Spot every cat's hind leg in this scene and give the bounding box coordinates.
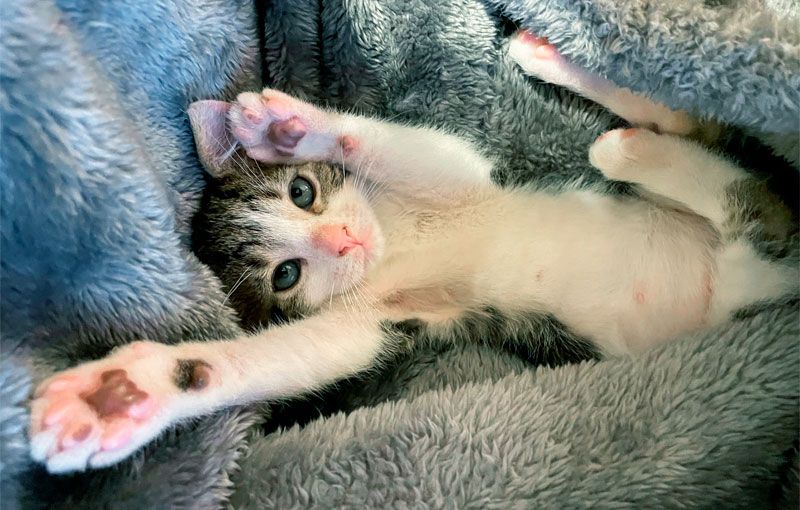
[589,127,750,230]
[589,127,795,243]
[509,30,697,136]
[589,127,797,319]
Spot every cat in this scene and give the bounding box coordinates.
[29,31,796,473]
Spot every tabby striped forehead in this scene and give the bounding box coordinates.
[194,160,346,328]
[218,161,344,209]
[221,161,346,250]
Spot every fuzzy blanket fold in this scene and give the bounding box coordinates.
[1,0,797,508]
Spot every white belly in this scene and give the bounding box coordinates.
[369,188,718,355]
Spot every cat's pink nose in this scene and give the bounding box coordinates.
[311,224,362,257]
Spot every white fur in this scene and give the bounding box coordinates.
[29,34,796,473]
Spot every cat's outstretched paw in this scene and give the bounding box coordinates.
[29,341,182,473]
[589,128,671,182]
[229,89,350,163]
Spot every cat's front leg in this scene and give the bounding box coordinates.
[29,341,191,473]
[29,308,389,473]
[191,89,495,198]
[227,89,346,164]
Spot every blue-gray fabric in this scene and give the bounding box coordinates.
[1,0,797,508]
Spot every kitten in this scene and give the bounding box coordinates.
[29,31,796,473]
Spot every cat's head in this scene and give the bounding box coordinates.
[189,101,384,328]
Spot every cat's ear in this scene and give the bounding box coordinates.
[188,100,237,178]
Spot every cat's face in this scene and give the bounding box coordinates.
[194,160,384,327]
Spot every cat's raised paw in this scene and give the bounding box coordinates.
[229,89,339,163]
[29,341,176,473]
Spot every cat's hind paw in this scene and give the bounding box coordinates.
[510,30,697,136]
[509,30,605,93]
[589,128,669,182]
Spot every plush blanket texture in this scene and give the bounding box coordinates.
[1,0,798,508]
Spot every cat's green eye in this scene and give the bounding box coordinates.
[273,259,301,291]
[290,177,314,209]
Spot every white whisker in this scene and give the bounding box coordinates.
[222,268,253,307]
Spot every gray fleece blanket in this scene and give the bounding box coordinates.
[1,0,798,508]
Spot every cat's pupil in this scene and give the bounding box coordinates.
[273,259,301,291]
[290,177,314,209]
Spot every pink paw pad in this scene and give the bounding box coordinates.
[535,45,557,59]
[227,88,344,164]
[81,369,150,419]
[267,117,307,156]
[242,108,263,123]
[60,422,94,450]
[37,368,156,456]
[259,93,295,118]
[42,399,82,427]
[35,374,82,397]
[516,30,557,58]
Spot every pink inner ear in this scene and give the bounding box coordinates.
[187,100,236,176]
